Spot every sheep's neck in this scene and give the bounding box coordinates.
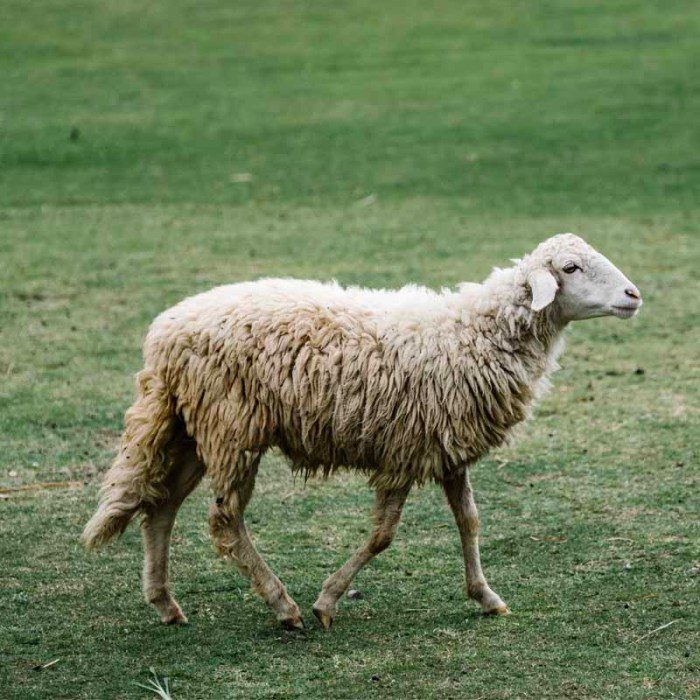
[509,300,563,363]
[460,297,567,395]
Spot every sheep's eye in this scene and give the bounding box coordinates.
[562,263,581,274]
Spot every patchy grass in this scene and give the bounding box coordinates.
[0,1,698,698]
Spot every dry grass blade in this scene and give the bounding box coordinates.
[633,620,680,644]
[0,481,84,498]
[134,667,173,699]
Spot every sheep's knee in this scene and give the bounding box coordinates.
[208,503,245,564]
[465,510,480,535]
[368,530,395,555]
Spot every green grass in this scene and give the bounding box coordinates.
[0,1,698,698]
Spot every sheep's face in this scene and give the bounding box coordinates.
[528,234,642,321]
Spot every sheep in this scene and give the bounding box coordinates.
[82,233,642,630]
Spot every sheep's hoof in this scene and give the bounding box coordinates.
[483,605,510,617]
[312,606,334,630]
[162,610,189,625]
[280,615,305,631]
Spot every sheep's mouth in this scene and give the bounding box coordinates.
[611,305,640,319]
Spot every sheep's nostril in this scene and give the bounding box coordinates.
[624,286,641,301]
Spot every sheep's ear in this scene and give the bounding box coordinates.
[528,268,558,311]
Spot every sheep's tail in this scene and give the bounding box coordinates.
[82,369,178,550]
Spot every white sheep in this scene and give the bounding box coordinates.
[83,233,642,629]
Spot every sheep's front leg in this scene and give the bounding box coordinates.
[313,484,411,629]
[442,470,509,616]
[209,457,303,630]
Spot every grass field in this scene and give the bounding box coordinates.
[1,1,698,697]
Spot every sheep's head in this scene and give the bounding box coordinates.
[524,234,642,321]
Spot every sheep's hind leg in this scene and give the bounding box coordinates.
[313,484,411,630]
[442,469,509,616]
[142,437,205,624]
[209,455,303,630]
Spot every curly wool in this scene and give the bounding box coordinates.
[122,240,577,501]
